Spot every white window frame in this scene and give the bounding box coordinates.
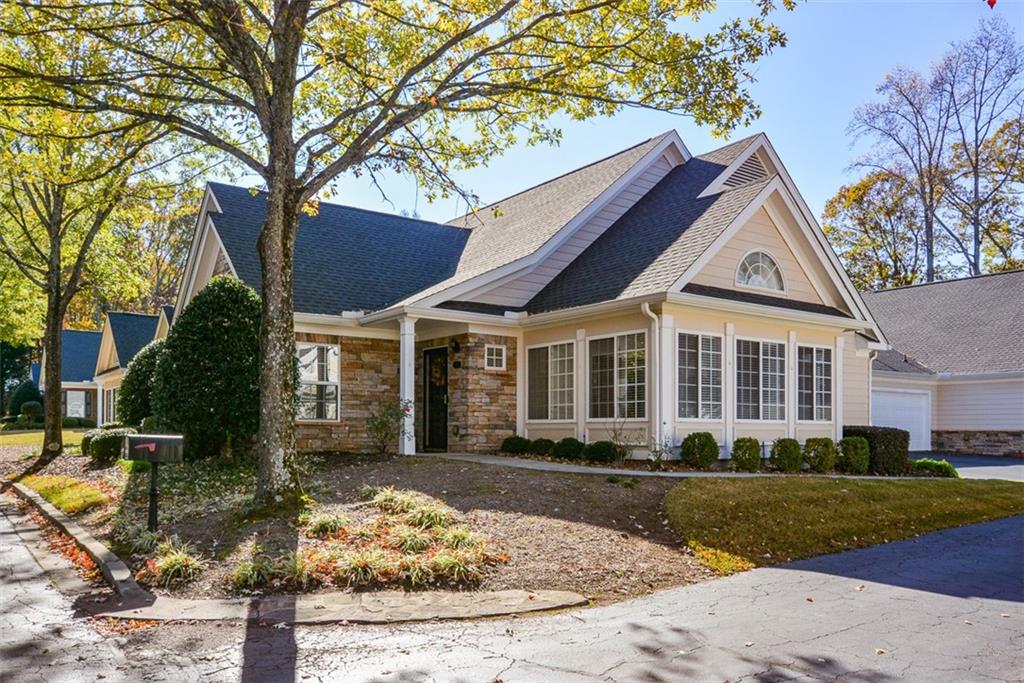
[296,341,341,422]
[735,336,787,423]
[797,344,833,423]
[735,249,787,294]
[586,330,647,421]
[526,340,575,423]
[676,330,723,421]
[484,344,507,371]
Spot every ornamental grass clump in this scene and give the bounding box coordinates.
[403,501,453,529]
[439,526,482,550]
[429,548,485,584]
[389,524,432,553]
[276,549,322,590]
[151,538,206,587]
[302,511,349,538]
[333,548,397,587]
[370,486,422,514]
[230,545,274,591]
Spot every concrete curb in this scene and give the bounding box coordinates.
[10,482,588,624]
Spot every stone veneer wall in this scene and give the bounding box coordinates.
[416,333,517,453]
[294,332,400,453]
[931,430,1024,457]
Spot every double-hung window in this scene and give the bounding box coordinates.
[736,339,786,421]
[527,342,575,420]
[589,332,646,419]
[677,333,722,419]
[798,346,832,421]
[296,342,340,420]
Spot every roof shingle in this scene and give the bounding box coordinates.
[58,330,101,382]
[107,312,159,369]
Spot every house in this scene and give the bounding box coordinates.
[93,310,166,424]
[176,131,890,457]
[38,329,102,421]
[864,271,1024,456]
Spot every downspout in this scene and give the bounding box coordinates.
[641,302,660,454]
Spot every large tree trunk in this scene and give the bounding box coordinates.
[42,290,64,455]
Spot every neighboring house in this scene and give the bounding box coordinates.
[93,311,164,424]
[38,329,102,421]
[177,131,889,457]
[864,271,1024,456]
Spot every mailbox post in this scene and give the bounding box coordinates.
[122,434,184,532]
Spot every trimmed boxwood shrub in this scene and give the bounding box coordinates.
[80,428,103,457]
[101,421,125,430]
[770,438,802,473]
[552,437,585,460]
[140,415,173,434]
[583,440,620,464]
[802,437,837,473]
[528,438,555,455]
[61,416,80,428]
[117,339,165,427]
[837,436,870,474]
[79,418,97,429]
[680,432,718,469]
[911,457,959,478]
[89,427,136,468]
[500,435,530,454]
[8,380,42,417]
[152,276,261,461]
[843,426,910,476]
[19,400,42,421]
[730,437,762,472]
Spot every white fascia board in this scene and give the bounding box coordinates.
[60,381,97,389]
[176,185,220,315]
[696,134,768,199]
[359,305,520,328]
[519,293,666,328]
[295,312,399,340]
[410,133,691,309]
[936,371,1024,382]
[665,290,875,331]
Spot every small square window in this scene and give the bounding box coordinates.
[485,344,507,371]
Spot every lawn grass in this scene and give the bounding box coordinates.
[22,474,110,515]
[664,477,1024,575]
[0,430,85,447]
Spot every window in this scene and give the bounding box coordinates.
[589,333,646,419]
[484,344,506,370]
[737,252,784,291]
[736,339,785,420]
[296,343,340,420]
[798,346,832,421]
[527,342,574,420]
[678,333,722,419]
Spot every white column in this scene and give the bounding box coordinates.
[95,381,104,425]
[834,334,845,442]
[575,328,586,442]
[659,314,676,451]
[399,316,417,455]
[515,330,526,437]
[787,330,797,438]
[724,322,735,454]
[648,315,660,451]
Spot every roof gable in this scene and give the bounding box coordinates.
[106,312,159,370]
[58,330,101,383]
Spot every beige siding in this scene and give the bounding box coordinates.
[842,332,871,426]
[935,378,1024,431]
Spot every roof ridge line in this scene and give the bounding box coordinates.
[869,268,1024,294]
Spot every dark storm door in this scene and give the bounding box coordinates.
[424,347,449,451]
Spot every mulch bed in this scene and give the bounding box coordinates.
[5,451,714,604]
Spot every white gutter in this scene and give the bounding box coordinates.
[641,302,660,452]
[359,305,520,327]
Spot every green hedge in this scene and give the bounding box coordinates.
[583,440,620,463]
[117,339,165,427]
[770,438,802,473]
[61,416,80,428]
[680,432,718,469]
[500,435,530,454]
[552,437,585,460]
[152,276,261,460]
[730,437,762,472]
[843,426,910,476]
[837,437,870,474]
[89,427,136,468]
[8,380,42,417]
[802,437,837,473]
[911,458,959,478]
[528,438,555,455]
[19,400,42,421]
[81,428,102,457]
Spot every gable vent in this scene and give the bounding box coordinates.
[722,154,768,189]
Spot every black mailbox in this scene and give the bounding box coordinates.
[122,434,184,464]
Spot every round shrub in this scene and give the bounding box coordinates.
[80,428,103,457]
[802,437,837,473]
[528,438,555,456]
[89,427,136,468]
[79,418,97,429]
[552,437,585,460]
[836,436,870,474]
[769,438,802,473]
[583,440,621,463]
[8,380,42,417]
[152,276,260,461]
[117,339,165,427]
[730,437,762,472]
[843,426,910,476]
[61,416,81,428]
[911,457,959,478]
[19,400,42,421]
[680,432,719,469]
[500,435,530,454]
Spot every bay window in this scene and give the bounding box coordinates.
[527,342,575,420]
[297,342,340,420]
[678,333,722,419]
[589,332,646,419]
[736,339,785,421]
[798,346,832,421]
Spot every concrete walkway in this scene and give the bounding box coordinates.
[940,455,1024,481]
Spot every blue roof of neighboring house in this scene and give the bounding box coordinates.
[207,182,472,314]
[30,362,40,385]
[107,312,159,370]
[59,330,102,382]
[161,305,174,325]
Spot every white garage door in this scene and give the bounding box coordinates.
[871,389,931,451]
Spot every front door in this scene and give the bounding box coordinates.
[423,347,448,451]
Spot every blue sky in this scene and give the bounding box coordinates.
[223,1,1023,224]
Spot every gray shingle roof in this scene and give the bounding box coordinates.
[58,330,101,382]
[863,270,1024,374]
[525,148,771,313]
[208,182,470,314]
[107,312,159,370]
[873,349,933,375]
[161,305,175,325]
[682,283,850,318]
